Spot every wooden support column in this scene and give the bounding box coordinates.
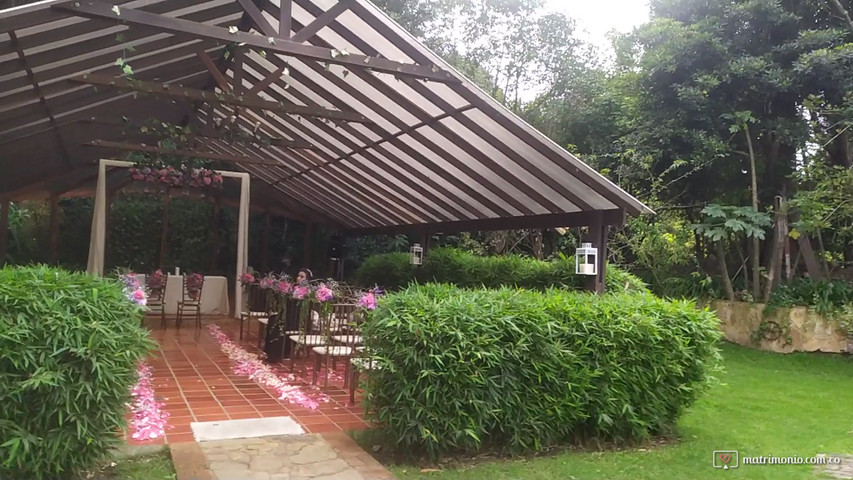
[0,198,9,266]
[48,194,59,264]
[302,222,313,269]
[584,213,608,294]
[421,227,431,256]
[262,211,271,272]
[158,192,171,270]
[104,190,115,269]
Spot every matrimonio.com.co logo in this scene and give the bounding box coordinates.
[713,451,739,469]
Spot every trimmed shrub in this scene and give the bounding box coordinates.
[355,248,649,294]
[0,265,156,480]
[354,252,416,290]
[362,284,722,457]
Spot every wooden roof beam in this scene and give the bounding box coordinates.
[345,209,628,236]
[54,1,459,83]
[78,117,318,150]
[70,73,370,123]
[83,139,286,167]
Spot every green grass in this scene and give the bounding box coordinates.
[79,450,176,480]
[388,342,853,480]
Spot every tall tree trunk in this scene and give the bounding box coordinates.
[717,242,736,301]
[744,123,761,299]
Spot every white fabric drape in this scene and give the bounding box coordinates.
[87,160,250,318]
[234,173,250,318]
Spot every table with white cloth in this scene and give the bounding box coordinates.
[135,274,230,315]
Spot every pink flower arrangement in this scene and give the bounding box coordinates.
[121,273,148,306]
[207,325,327,409]
[186,273,204,300]
[292,285,310,300]
[129,362,169,440]
[259,276,275,290]
[240,272,256,286]
[357,291,377,310]
[273,280,292,294]
[315,284,334,303]
[146,269,166,290]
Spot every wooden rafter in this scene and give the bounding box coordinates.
[272,104,476,185]
[291,0,354,43]
[53,1,458,83]
[78,117,318,150]
[196,51,232,92]
[8,31,71,167]
[236,0,277,37]
[70,73,369,123]
[84,139,285,167]
[280,0,293,38]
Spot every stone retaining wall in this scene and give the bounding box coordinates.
[709,300,850,354]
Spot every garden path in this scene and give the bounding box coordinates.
[195,432,395,480]
[132,315,365,445]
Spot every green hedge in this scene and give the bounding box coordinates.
[0,266,156,480]
[355,248,649,293]
[361,284,722,457]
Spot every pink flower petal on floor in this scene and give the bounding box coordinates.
[206,324,328,410]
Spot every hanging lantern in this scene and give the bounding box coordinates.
[410,243,424,266]
[575,242,598,276]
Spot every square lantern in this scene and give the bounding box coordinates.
[410,243,424,266]
[576,242,598,276]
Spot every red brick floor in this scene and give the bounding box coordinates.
[127,315,367,445]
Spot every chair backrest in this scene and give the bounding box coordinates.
[319,303,359,342]
[146,273,167,304]
[182,274,205,301]
[246,284,272,313]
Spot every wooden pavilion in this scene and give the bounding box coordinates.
[0,0,653,292]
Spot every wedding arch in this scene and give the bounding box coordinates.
[86,159,250,318]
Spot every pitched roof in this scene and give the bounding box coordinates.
[0,0,652,233]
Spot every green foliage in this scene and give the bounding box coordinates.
[765,278,853,316]
[355,252,416,290]
[354,248,649,294]
[361,284,723,457]
[0,265,156,480]
[692,204,772,242]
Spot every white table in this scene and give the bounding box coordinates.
[135,274,230,315]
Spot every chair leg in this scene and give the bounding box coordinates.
[239,318,244,340]
[160,308,166,329]
[349,367,359,406]
[313,354,321,385]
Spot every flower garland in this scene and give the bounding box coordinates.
[128,362,169,440]
[129,165,223,189]
[207,324,328,410]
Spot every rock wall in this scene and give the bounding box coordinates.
[710,300,850,354]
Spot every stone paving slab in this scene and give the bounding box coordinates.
[816,454,853,479]
[198,433,396,480]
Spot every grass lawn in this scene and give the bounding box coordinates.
[387,342,852,480]
[79,450,176,480]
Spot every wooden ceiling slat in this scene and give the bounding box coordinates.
[209,70,453,224]
[205,141,367,227]
[72,73,370,123]
[238,63,466,224]
[348,0,650,216]
[292,0,574,214]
